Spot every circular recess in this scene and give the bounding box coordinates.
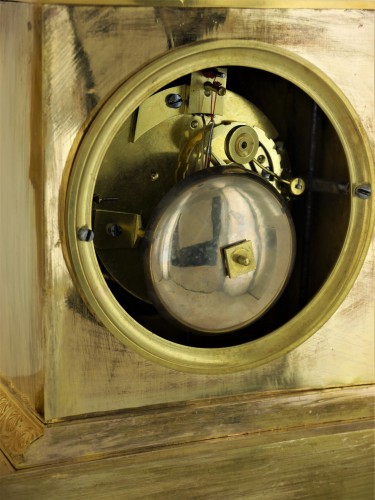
[64,40,374,373]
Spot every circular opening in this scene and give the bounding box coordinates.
[65,41,374,373]
[89,66,350,347]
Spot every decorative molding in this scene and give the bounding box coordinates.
[0,382,373,471]
[0,379,44,465]
[6,0,375,10]
[22,384,375,469]
[1,420,374,497]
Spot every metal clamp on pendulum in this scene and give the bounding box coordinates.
[203,81,227,97]
[203,78,226,168]
[252,157,306,196]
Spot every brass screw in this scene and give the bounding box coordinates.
[235,255,250,266]
[106,224,122,238]
[77,226,94,242]
[355,184,371,199]
[295,179,303,190]
[150,171,159,181]
[204,81,226,96]
[290,177,306,196]
[165,94,183,109]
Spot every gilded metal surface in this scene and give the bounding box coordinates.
[189,69,227,115]
[220,125,284,192]
[290,177,306,195]
[64,40,374,373]
[8,0,375,9]
[224,240,256,279]
[0,378,44,463]
[38,7,375,418]
[93,210,144,249]
[134,85,187,141]
[2,1,373,419]
[225,125,259,164]
[0,1,44,412]
[143,167,295,333]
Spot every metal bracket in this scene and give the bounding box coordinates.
[223,240,256,279]
[93,210,144,250]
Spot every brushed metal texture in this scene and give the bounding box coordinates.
[1,3,373,420]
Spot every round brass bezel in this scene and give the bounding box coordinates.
[64,40,374,374]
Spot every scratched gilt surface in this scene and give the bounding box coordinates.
[31,7,375,419]
[0,3,44,413]
[43,7,375,419]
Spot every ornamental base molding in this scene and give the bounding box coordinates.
[0,378,44,466]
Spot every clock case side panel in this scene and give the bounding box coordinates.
[0,1,44,414]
